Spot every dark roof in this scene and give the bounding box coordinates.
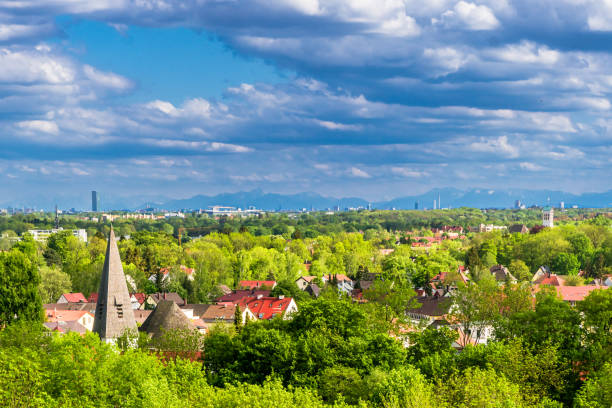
[406,295,451,317]
[181,304,212,318]
[305,283,321,298]
[139,300,196,338]
[508,224,528,233]
[148,292,185,305]
[200,304,237,322]
[490,265,517,282]
[215,289,271,303]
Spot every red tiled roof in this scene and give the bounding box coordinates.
[159,265,195,276]
[61,293,87,303]
[87,293,98,303]
[236,296,293,320]
[131,293,146,305]
[238,280,276,289]
[554,285,608,302]
[536,274,565,286]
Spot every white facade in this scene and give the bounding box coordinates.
[542,208,554,228]
[28,228,87,243]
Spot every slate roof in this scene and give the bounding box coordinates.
[199,304,238,322]
[406,295,451,318]
[139,300,197,338]
[180,304,212,318]
[508,224,528,233]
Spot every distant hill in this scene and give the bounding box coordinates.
[153,188,612,211]
[3,188,612,211]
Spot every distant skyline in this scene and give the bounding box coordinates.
[1,1,612,199]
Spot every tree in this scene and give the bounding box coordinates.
[0,250,43,326]
[508,259,531,282]
[574,362,612,408]
[38,265,72,303]
[551,252,580,276]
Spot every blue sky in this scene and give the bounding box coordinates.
[1,0,612,204]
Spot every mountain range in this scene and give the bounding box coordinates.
[3,188,612,211]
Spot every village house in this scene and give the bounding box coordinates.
[45,309,95,333]
[238,280,277,290]
[236,295,298,320]
[57,292,87,303]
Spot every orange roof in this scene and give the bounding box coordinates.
[554,285,608,302]
[238,280,276,289]
[45,309,92,322]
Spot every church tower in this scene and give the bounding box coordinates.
[542,207,554,228]
[93,226,136,343]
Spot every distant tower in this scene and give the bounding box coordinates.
[542,207,554,228]
[93,226,137,343]
[414,201,418,210]
[515,200,521,209]
[54,205,59,229]
[560,201,565,210]
[92,191,98,212]
[438,193,441,209]
[433,199,437,210]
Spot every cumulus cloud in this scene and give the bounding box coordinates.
[435,1,500,30]
[350,167,371,178]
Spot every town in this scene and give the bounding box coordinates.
[1,204,611,407]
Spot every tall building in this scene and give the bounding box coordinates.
[91,191,98,212]
[515,200,521,209]
[414,201,418,210]
[542,207,554,228]
[93,226,137,343]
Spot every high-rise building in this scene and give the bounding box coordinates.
[414,201,418,210]
[93,226,137,343]
[515,200,521,209]
[91,191,98,212]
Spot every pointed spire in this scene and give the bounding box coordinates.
[93,225,137,342]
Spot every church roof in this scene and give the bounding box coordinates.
[139,300,196,338]
[93,226,137,341]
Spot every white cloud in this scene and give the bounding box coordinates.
[436,1,500,30]
[519,162,544,171]
[17,120,59,134]
[83,65,132,91]
[493,41,559,65]
[391,167,428,177]
[469,135,519,158]
[350,166,371,178]
[314,119,361,131]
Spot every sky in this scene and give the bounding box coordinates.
[1,0,612,205]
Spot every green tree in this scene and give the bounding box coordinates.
[38,265,72,304]
[0,250,43,325]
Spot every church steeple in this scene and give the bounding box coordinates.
[93,226,136,343]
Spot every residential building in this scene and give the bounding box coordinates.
[236,295,298,320]
[28,228,87,243]
[489,265,517,284]
[145,293,185,309]
[45,309,95,332]
[238,280,277,290]
[57,292,87,304]
[508,224,529,234]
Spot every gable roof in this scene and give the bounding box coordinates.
[238,280,277,289]
[45,309,92,323]
[44,321,88,335]
[508,224,528,233]
[148,292,185,305]
[215,289,271,304]
[554,285,608,302]
[132,309,152,325]
[535,274,566,286]
[296,275,317,283]
[180,304,212,318]
[200,304,238,322]
[131,293,147,305]
[236,296,294,320]
[60,293,87,303]
[139,300,197,338]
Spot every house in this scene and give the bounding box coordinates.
[145,293,185,309]
[236,295,298,320]
[534,273,566,286]
[295,276,318,290]
[508,224,529,234]
[406,294,451,324]
[44,302,96,314]
[57,292,87,304]
[215,289,271,304]
[199,304,256,324]
[490,265,517,284]
[45,309,95,332]
[322,274,354,295]
[552,285,608,306]
[589,274,612,287]
[130,293,147,309]
[238,280,277,290]
[532,266,551,282]
[306,283,321,298]
[139,300,197,339]
[133,310,152,325]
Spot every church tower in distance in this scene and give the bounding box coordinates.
[93,226,136,343]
